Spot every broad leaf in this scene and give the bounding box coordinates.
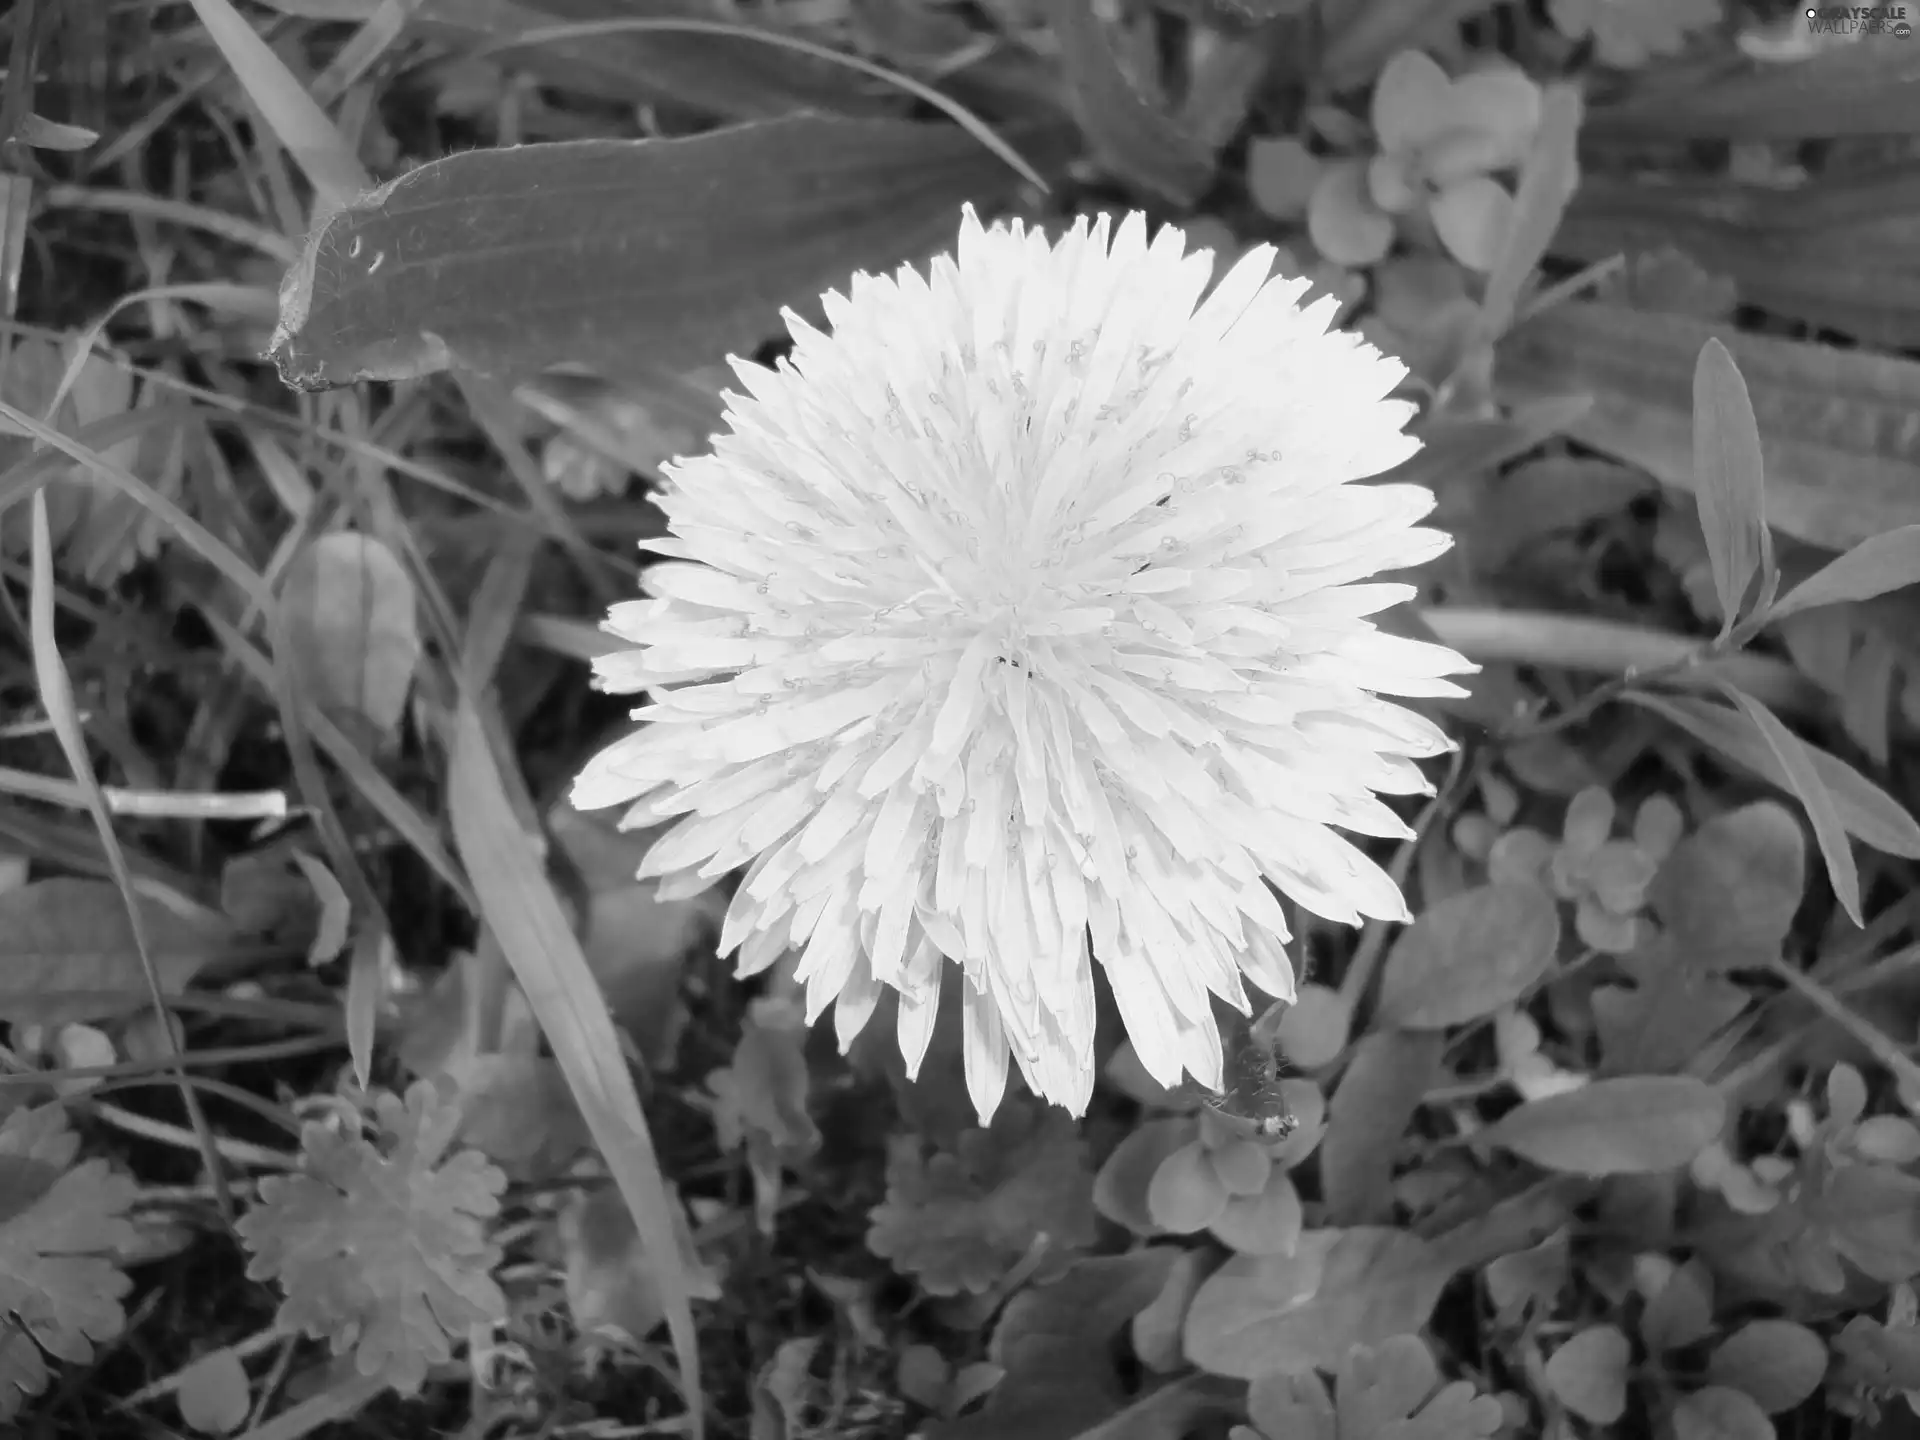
[280,533,421,746]
[1374,883,1561,1030]
[0,879,233,1027]
[271,117,1041,390]
[1647,801,1805,966]
[1672,1386,1776,1440]
[1691,339,1772,632]
[1476,1076,1725,1175]
[1706,1320,1827,1414]
[1544,1325,1629,1424]
[934,1251,1179,1440]
[1184,1227,1446,1379]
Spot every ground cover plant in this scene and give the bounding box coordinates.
[3,0,1920,1437]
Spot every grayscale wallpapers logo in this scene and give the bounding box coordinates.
[1806,5,1914,35]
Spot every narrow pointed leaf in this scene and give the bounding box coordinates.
[1692,339,1770,632]
[1721,685,1862,924]
[1767,525,1920,622]
[1627,691,1920,859]
[447,702,701,1437]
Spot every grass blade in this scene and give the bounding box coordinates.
[447,699,702,1437]
[27,492,236,1224]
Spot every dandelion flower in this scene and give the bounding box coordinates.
[572,206,1472,1123]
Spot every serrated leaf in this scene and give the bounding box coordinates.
[176,1349,250,1435]
[236,1081,507,1396]
[1496,301,1920,553]
[1673,1385,1777,1440]
[0,879,233,1027]
[1045,0,1213,205]
[1721,686,1861,924]
[867,1105,1097,1296]
[1320,1029,1445,1226]
[0,1105,137,1419]
[1184,1228,1446,1379]
[1477,1076,1725,1175]
[1768,526,1920,622]
[1374,883,1561,1030]
[281,533,421,745]
[1626,692,1920,859]
[271,117,1047,390]
[1707,1320,1827,1414]
[933,1251,1178,1440]
[1692,339,1772,633]
[1545,1325,1630,1424]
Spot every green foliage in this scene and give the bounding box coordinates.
[868,1104,1097,1296]
[1548,0,1723,67]
[0,1105,137,1419]
[18,0,1920,1436]
[236,1082,508,1395]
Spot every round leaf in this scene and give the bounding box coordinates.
[1477,1076,1725,1175]
[1247,136,1322,220]
[1442,66,1542,167]
[1707,1320,1827,1414]
[1275,983,1352,1070]
[1374,883,1561,1030]
[1094,1118,1194,1234]
[1147,1140,1230,1235]
[1209,1140,1273,1198]
[1372,49,1453,152]
[1545,1325,1630,1424]
[1649,802,1804,964]
[1184,1227,1444,1379]
[1641,1259,1715,1353]
[1209,1169,1303,1256]
[1308,161,1395,267]
[176,1350,250,1436]
[1430,175,1514,272]
[1673,1385,1777,1440]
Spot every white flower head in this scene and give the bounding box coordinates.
[573,206,1472,1124]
